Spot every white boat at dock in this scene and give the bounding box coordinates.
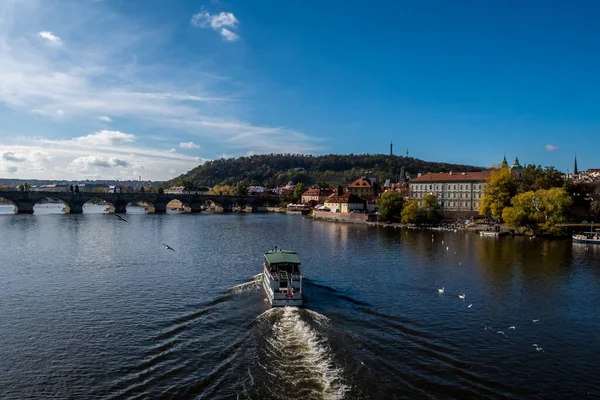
[261,249,303,307]
[572,233,600,244]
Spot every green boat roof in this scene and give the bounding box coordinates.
[264,250,301,265]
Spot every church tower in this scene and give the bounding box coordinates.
[573,155,578,175]
[501,155,508,169]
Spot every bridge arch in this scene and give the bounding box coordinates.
[0,197,17,214]
[165,198,191,213]
[33,196,71,214]
[82,197,114,213]
[125,197,154,214]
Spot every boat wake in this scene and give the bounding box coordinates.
[253,307,348,400]
[227,275,262,294]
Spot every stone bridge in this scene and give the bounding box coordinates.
[0,191,281,214]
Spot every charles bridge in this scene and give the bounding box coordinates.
[0,191,281,214]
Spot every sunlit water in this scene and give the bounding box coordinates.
[0,210,598,399]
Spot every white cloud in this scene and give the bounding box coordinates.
[168,148,176,153]
[6,166,18,173]
[191,9,240,41]
[180,141,200,149]
[38,31,62,44]
[218,153,234,159]
[74,130,136,146]
[98,116,112,122]
[246,150,256,157]
[220,28,239,42]
[1,151,27,162]
[545,144,559,151]
[70,156,130,169]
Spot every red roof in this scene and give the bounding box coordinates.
[410,171,489,182]
[325,192,365,204]
[348,178,373,188]
[302,188,332,197]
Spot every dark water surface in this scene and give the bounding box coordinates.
[0,210,599,399]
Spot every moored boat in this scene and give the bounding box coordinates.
[262,249,303,307]
[572,233,600,244]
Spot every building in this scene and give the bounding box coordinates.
[586,169,600,178]
[409,171,490,216]
[301,187,332,204]
[347,178,376,196]
[324,187,366,213]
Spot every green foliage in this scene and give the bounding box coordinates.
[502,188,572,235]
[314,181,330,189]
[377,191,404,222]
[518,165,564,193]
[168,154,484,188]
[235,181,249,196]
[591,199,600,219]
[479,167,517,220]
[421,193,443,225]
[293,183,306,203]
[280,190,295,207]
[401,200,420,225]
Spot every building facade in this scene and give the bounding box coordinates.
[409,171,489,215]
[301,188,333,204]
[347,178,376,196]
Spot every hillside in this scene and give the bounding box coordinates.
[169,154,485,188]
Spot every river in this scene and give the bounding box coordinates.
[0,208,598,399]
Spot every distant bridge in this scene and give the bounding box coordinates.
[0,191,281,214]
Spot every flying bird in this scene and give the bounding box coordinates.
[438,287,445,294]
[115,214,128,223]
[536,347,544,352]
[532,319,539,323]
[162,243,175,251]
[532,195,541,212]
[497,331,506,337]
[458,294,466,300]
[468,303,473,308]
[508,326,516,330]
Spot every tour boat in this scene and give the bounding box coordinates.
[262,249,303,307]
[572,233,600,244]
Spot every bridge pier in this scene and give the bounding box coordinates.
[190,203,203,213]
[15,201,34,214]
[113,202,128,214]
[153,202,167,214]
[67,203,84,214]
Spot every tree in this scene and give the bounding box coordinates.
[479,167,517,220]
[421,193,442,224]
[209,185,236,196]
[293,183,306,203]
[590,199,600,220]
[401,200,420,225]
[377,190,404,222]
[235,181,249,196]
[314,181,330,189]
[502,188,572,235]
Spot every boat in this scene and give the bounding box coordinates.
[286,203,312,215]
[573,222,600,244]
[480,231,499,237]
[572,233,600,244]
[261,249,303,307]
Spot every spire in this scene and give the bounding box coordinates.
[513,156,520,167]
[390,141,393,156]
[501,154,508,168]
[574,155,578,175]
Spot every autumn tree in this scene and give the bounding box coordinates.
[502,188,572,235]
[209,185,236,196]
[401,200,420,225]
[377,190,404,222]
[421,193,443,225]
[479,167,517,220]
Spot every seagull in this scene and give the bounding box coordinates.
[497,331,506,337]
[532,319,539,323]
[115,213,128,223]
[162,243,175,251]
[446,246,449,251]
[508,326,516,330]
[468,303,472,308]
[458,262,462,266]
[442,240,444,244]
[438,287,444,294]
[533,344,538,347]
[536,347,544,352]
[458,294,466,300]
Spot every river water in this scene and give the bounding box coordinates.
[0,207,598,399]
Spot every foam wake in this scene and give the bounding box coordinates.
[258,307,348,400]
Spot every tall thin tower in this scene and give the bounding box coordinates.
[573,155,578,175]
[390,141,393,156]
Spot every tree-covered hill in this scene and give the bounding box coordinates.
[168,154,485,188]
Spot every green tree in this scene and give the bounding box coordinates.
[293,183,306,203]
[421,193,442,224]
[377,191,404,222]
[401,200,420,225]
[590,199,600,220]
[314,181,330,189]
[479,167,517,220]
[235,181,249,196]
[502,188,572,235]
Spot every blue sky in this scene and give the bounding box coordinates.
[0,0,598,180]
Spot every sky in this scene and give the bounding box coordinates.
[1,0,599,180]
